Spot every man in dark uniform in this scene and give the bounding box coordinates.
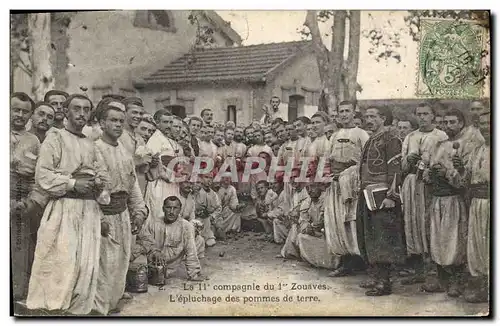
[357,105,406,296]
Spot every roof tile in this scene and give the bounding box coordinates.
[140,40,311,85]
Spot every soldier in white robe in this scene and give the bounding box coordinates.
[198,124,218,160]
[421,109,483,297]
[119,97,150,195]
[195,173,223,247]
[298,183,338,269]
[254,180,279,237]
[144,112,183,227]
[293,117,311,157]
[324,103,369,277]
[92,104,148,315]
[130,196,205,281]
[27,94,108,315]
[459,110,490,303]
[304,112,331,159]
[277,123,299,165]
[400,104,447,284]
[267,182,292,244]
[10,93,39,301]
[218,177,243,234]
[278,174,310,259]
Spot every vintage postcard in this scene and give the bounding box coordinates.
[10,10,490,317]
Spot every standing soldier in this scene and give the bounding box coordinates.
[400,103,447,285]
[357,106,405,296]
[144,109,182,225]
[27,94,109,315]
[120,97,151,195]
[10,92,38,301]
[421,108,483,297]
[93,101,148,314]
[293,116,311,156]
[325,100,369,277]
[461,109,490,303]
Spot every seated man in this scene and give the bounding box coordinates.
[278,171,310,258]
[297,182,339,269]
[194,173,223,247]
[254,180,279,239]
[218,176,245,236]
[130,196,205,281]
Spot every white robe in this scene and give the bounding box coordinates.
[27,129,106,314]
[466,145,490,276]
[324,127,368,256]
[401,128,447,256]
[280,187,310,258]
[427,128,481,266]
[298,197,339,269]
[144,130,182,227]
[218,185,241,233]
[93,139,148,315]
[195,188,222,244]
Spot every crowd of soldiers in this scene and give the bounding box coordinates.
[10,90,490,315]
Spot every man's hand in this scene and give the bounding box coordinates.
[431,164,447,178]
[379,198,396,210]
[131,216,145,235]
[313,230,324,238]
[150,153,160,168]
[151,250,167,266]
[101,221,111,237]
[406,152,421,166]
[74,179,95,195]
[452,155,465,173]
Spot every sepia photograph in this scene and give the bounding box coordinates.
[9,8,491,317]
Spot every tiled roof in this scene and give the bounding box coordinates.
[137,40,312,86]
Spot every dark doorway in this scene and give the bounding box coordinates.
[165,105,186,119]
[288,95,304,122]
[227,105,237,124]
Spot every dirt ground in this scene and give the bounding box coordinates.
[117,228,489,317]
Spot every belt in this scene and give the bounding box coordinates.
[64,190,97,200]
[470,184,490,199]
[100,191,129,215]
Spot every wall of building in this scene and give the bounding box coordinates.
[139,83,255,124]
[12,11,232,102]
[263,52,322,121]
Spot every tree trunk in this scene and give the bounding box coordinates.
[346,10,361,102]
[28,13,54,101]
[330,11,347,110]
[304,10,335,113]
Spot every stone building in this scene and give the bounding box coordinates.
[134,40,323,124]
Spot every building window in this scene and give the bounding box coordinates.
[134,11,176,33]
[227,105,237,124]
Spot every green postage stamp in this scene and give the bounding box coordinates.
[416,18,489,98]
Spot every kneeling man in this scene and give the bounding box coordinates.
[297,182,338,269]
[131,196,205,282]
